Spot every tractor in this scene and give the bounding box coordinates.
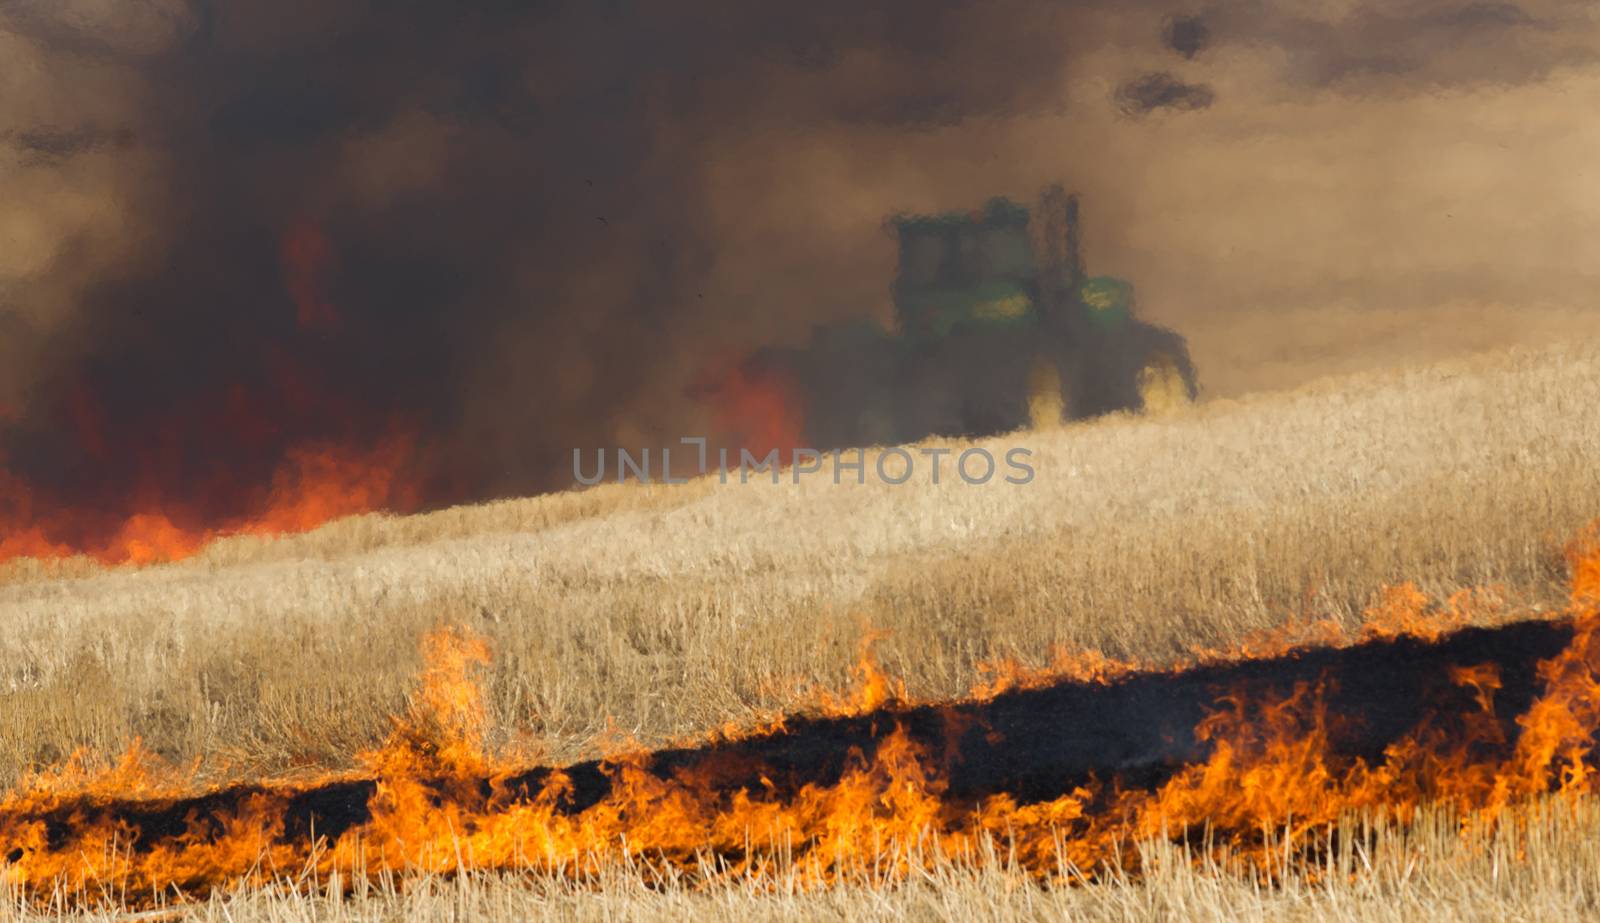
[705,185,1198,453]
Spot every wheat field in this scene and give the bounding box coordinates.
[2,339,1600,919]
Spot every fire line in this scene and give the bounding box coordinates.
[2,533,1599,909]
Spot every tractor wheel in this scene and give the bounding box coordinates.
[1137,351,1194,415]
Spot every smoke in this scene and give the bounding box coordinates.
[1201,0,1597,89]
[1163,15,1211,59]
[1,0,1598,525]
[1115,73,1216,115]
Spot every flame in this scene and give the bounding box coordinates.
[0,437,415,567]
[0,219,428,570]
[371,626,495,777]
[817,632,908,716]
[972,644,1138,699]
[2,537,1600,909]
[691,357,805,460]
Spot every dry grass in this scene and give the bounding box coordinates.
[1,339,1599,918]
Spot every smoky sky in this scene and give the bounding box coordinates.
[2,0,1599,516]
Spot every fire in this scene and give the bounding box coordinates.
[691,357,805,460]
[1,537,1599,909]
[0,437,415,567]
[972,644,1138,698]
[0,220,433,570]
[818,632,908,716]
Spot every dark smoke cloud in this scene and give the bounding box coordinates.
[1163,14,1211,59]
[1115,72,1216,115]
[3,127,137,164]
[1,0,1598,522]
[0,0,1101,513]
[1,0,201,57]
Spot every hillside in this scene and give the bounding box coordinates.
[1,340,1597,784]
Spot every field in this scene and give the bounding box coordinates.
[2,339,1600,919]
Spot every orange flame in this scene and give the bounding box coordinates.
[0,436,415,567]
[818,632,908,716]
[0,218,425,571]
[692,357,805,460]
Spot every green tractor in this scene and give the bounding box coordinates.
[708,186,1198,452]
